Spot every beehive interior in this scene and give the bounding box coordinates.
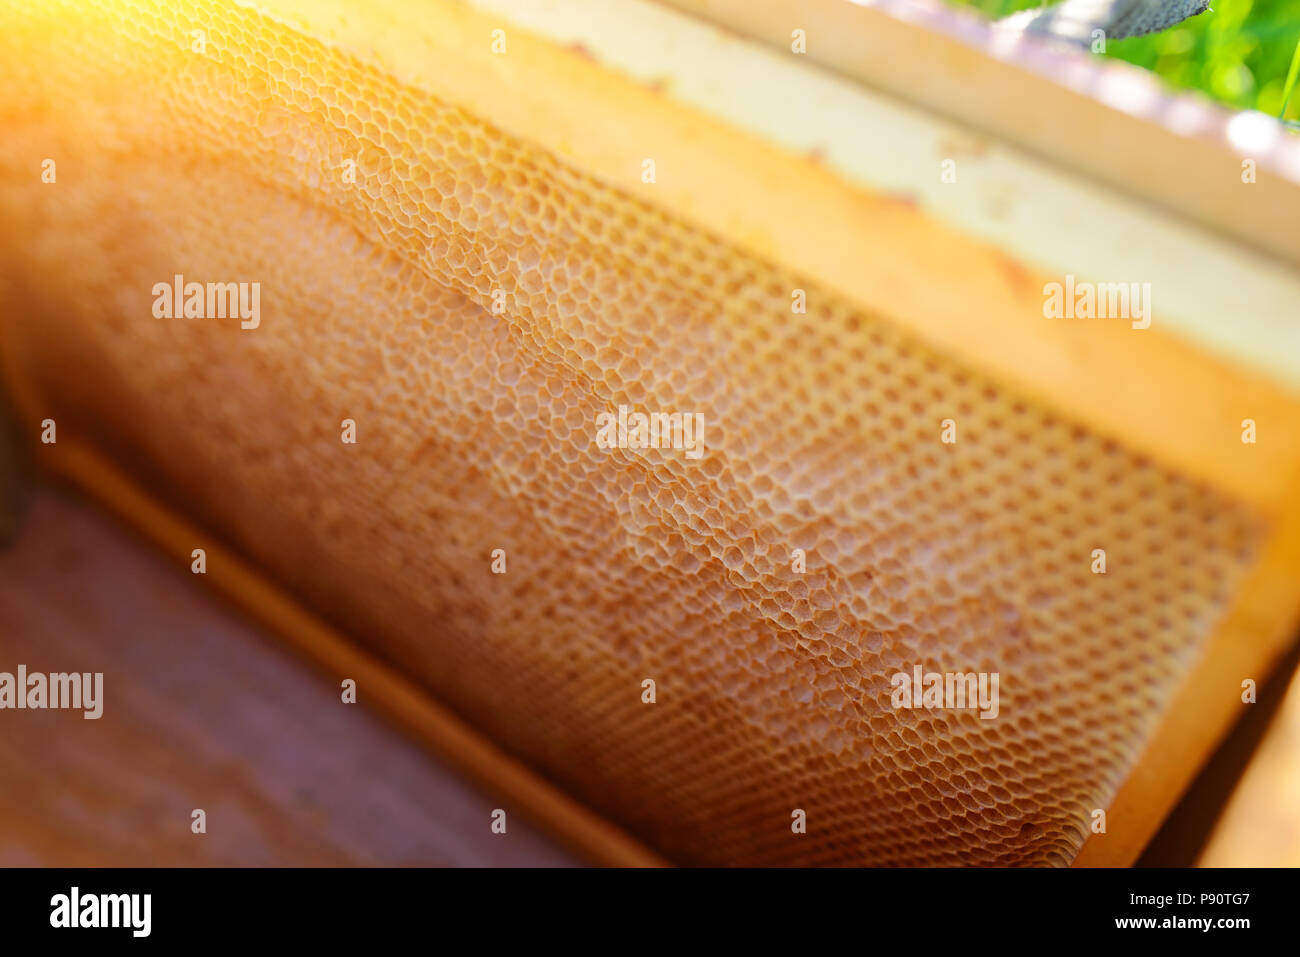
[0,0,1264,864]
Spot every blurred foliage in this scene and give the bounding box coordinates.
[950,0,1300,119]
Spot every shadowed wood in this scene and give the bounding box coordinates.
[0,488,576,867]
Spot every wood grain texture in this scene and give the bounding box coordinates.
[0,488,575,867]
[659,0,1300,264]
[1199,662,1300,866]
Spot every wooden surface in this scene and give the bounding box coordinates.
[0,487,575,866]
[1199,661,1300,866]
[659,0,1300,265]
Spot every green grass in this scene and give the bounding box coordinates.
[949,0,1300,119]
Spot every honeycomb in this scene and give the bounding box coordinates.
[0,0,1263,865]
